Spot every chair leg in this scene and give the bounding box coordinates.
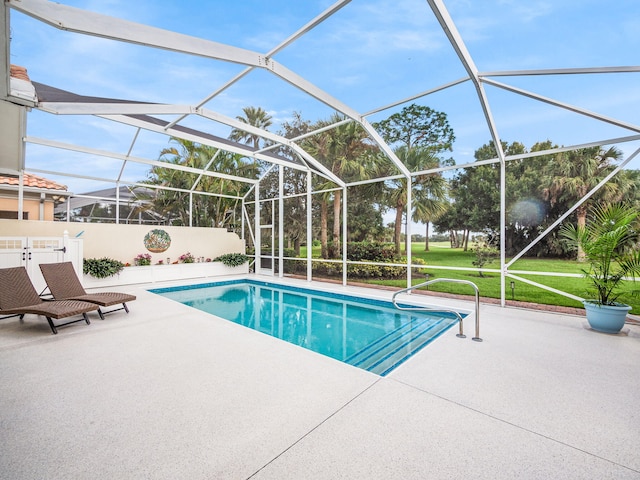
[123,303,130,313]
[97,308,105,320]
[83,313,91,325]
[46,317,58,335]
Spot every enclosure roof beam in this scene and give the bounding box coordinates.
[481,66,640,77]
[32,81,326,178]
[197,108,345,186]
[116,128,140,184]
[361,119,411,178]
[29,165,245,200]
[482,77,640,134]
[12,0,386,185]
[9,0,263,66]
[426,0,505,161]
[164,0,353,130]
[36,102,195,116]
[190,149,222,192]
[363,77,469,117]
[97,114,310,174]
[9,0,362,120]
[25,136,257,185]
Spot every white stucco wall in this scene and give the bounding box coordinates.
[0,220,245,264]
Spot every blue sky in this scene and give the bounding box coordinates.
[7,0,640,195]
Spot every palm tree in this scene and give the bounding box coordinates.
[229,106,273,149]
[542,146,627,259]
[413,185,449,251]
[142,137,258,227]
[384,146,448,255]
[305,114,373,258]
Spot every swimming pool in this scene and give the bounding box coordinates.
[150,279,465,376]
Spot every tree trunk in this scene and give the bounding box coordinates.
[294,237,301,256]
[333,190,341,258]
[320,200,328,259]
[463,229,470,251]
[394,204,404,255]
[424,222,429,251]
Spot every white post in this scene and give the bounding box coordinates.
[115,184,120,224]
[499,151,507,307]
[255,182,261,273]
[278,165,284,278]
[342,186,347,286]
[406,178,412,289]
[306,171,313,282]
[18,171,24,220]
[241,198,245,241]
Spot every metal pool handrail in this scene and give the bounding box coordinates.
[391,278,482,342]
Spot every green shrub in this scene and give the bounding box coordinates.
[347,242,398,262]
[83,258,125,279]
[400,256,428,275]
[282,248,297,258]
[306,260,408,280]
[214,253,250,267]
[471,236,499,277]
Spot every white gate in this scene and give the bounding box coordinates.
[0,237,27,269]
[28,237,67,293]
[0,236,81,294]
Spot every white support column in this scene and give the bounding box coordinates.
[241,198,245,241]
[189,192,193,227]
[18,171,24,220]
[278,165,284,278]
[115,183,120,224]
[271,199,275,275]
[406,179,412,289]
[499,154,506,307]
[342,186,347,286]
[0,3,9,99]
[306,171,313,282]
[255,182,261,273]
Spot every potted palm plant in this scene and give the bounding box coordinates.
[560,202,640,333]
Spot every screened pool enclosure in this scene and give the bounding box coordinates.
[2,0,639,307]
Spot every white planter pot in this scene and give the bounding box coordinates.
[82,262,249,288]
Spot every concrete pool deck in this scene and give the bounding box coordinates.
[1,275,639,479]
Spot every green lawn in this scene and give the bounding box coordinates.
[298,242,639,314]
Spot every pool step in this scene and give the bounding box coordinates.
[346,316,456,376]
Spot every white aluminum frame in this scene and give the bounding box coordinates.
[3,0,640,308]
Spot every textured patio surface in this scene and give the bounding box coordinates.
[1,275,639,479]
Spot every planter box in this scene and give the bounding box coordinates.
[82,262,249,288]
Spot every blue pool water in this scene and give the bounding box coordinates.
[150,280,463,376]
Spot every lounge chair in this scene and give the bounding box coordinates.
[0,266,97,334]
[40,262,136,320]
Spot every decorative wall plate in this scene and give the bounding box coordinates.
[144,229,171,253]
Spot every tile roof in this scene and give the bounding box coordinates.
[10,64,31,82]
[0,173,67,191]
